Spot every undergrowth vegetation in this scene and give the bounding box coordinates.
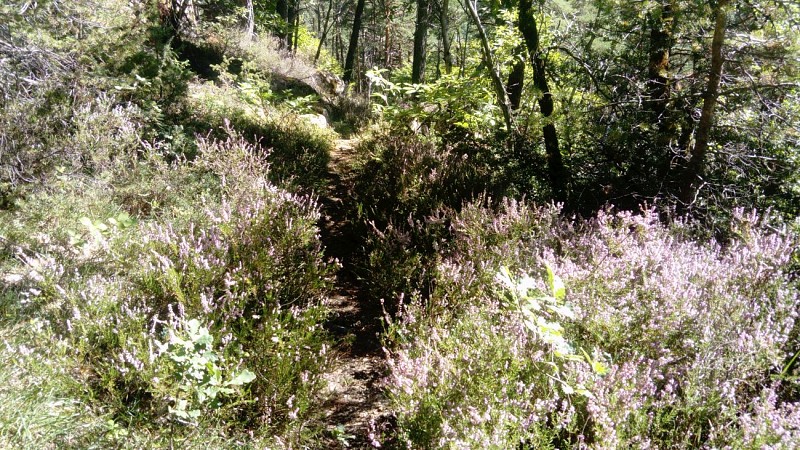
[384,203,800,448]
[1,134,336,447]
[2,0,799,447]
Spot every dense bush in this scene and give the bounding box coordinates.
[344,130,501,302]
[0,136,336,447]
[185,81,335,193]
[385,202,800,448]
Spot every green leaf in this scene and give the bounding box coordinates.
[581,348,609,375]
[227,369,256,386]
[591,360,609,375]
[545,303,574,319]
[552,274,566,300]
[545,263,555,287]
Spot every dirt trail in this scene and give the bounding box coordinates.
[318,139,393,449]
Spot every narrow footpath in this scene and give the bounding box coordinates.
[318,139,393,449]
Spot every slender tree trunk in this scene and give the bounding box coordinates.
[384,19,393,66]
[337,29,345,66]
[244,0,255,40]
[459,20,470,77]
[519,0,566,202]
[344,0,366,84]
[314,0,334,63]
[680,0,729,206]
[292,13,300,53]
[412,0,431,83]
[286,0,299,50]
[440,0,453,74]
[464,0,513,132]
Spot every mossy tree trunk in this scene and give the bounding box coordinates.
[519,0,567,203]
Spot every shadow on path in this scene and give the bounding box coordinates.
[317,141,396,449]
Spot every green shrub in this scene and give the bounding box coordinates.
[185,82,335,193]
[385,203,800,448]
[345,131,500,302]
[0,135,336,446]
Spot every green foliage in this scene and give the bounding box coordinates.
[344,130,502,301]
[0,133,335,446]
[3,0,800,447]
[385,263,599,448]
[385,201,800,448]
[155,318,255,425]
[186,81,335,193]
[366,69,501,140]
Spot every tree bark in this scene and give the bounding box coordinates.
[244,0,255,40]
[680,0,729,206]
[505,40,526,111]
[344,0,366,84]
[292,12,300,53]
[276,0,289,46]
[286,0,299,50]
[412,0,431,83]
[440,0,453,74]
[464,0,513,132]
[518,0,566,202]
[647,1,674,124]
[314,0,334,63]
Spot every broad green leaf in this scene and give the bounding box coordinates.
[545,303,574,319]
[552,274,566,300]
[227,369,256,386]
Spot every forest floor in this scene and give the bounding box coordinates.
[318,139,394,449]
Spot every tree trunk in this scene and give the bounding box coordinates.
[506,45,525,110]
[459,19,470,77]
[647,1,674,124]
[518,0,566,202]
[412,0,431,83]
[344,0,366,84]
[680,0,729,207]
[314,0,334,63]
[244,0,255,40]
[642,0,676,186]
[464,0,513,132]
[276,0,289,46]
[292,13,300,53]
[440,0,453,74]
[286,0,299,50]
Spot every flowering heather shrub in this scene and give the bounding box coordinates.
[563,209,799,447]
[186,81,335,193]
[347,132,498,301]
[1,135,336,442]
[386,202,800,448]
[134,137,336,428]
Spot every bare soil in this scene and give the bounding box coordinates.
[318,140,395,449]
